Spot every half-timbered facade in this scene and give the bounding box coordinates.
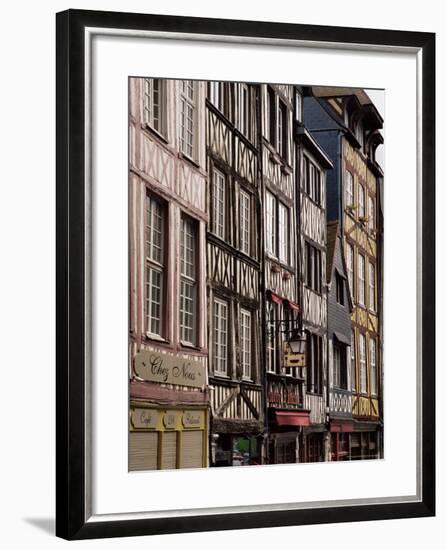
[326,221,354,460]
[261,84,306,464]
[304,88,384,459]
[206,82,264,466]
[128,78,209,470]
[296,125,333,462]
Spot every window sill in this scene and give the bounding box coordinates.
[212,372,230,380]
[145,333,169,344]
[143,123,169,145]
[179,151,200,170]
[179,341,201,351]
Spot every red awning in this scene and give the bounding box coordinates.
[275,411,310,427]
[330,420,354,433]
[285,299,300,311]
[270,292,283,305]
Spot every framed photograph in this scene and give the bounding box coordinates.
[56,9,435,540]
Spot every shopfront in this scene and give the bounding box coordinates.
[129,405,208,471]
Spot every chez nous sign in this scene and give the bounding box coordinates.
[134,350,205,389]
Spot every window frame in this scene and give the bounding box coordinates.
[143,78,166,137]
[369,261,376,312]
[359,333,367,394]
[333,341,348,390]
[179,80,196,160]
[306,331,323,395]
[213,297,229,376]
[145,193,166,339]
[335,271,345,306]
[239,188,251,255]
[346,242,355,301]
[358,183,366,219]
[266,190,277,257]
[179,214,198,346]
[358,253,366,307]
[305,241,322,294]
[212,167,226,240]
[345,170,354,209]
[370,338,378,396]
[278,201,289,264]
[240,307,253,380]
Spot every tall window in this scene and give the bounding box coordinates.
[359,334,367,394]
[346,242,354,300]
[345,170,354,208]
[336,272,345,305]
[368,195,375,231]
[278,203,289,264]
[179,216,197,345]
[369,262,376,312]
[240,308,252,379]
[180,80,195,159]
[145,195,165,337]
[239,84,250,137]
[306,332,323,394]
[305,242,322,293]
[304,157,321,205]
[295,91,302,122]
[214,298,228,375]
[266,300,278,373]
[370,338,377,396]
[351,330,356,391]
[209,81,225,113]
[144,78,165,135]
[277,101,287,159]
[267,87,275,145]
[240,190,251,255]
[334,342,348,389]
[358,184,366,218]
[358,253,366,306]
[266,191,276,256]
[212,168,225,239]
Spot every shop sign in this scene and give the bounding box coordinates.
[134,350,205,388]
[131,407,159,429]
[182,410,204,429]
[163,411,177,429]
[283,352,305,368]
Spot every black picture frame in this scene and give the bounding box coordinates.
[56,9,435,540]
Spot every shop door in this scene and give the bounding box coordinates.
[129,432,158,471]
[181,430,204,469]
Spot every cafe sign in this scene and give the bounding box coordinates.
[130,407,159,430]
[134,350,205,389]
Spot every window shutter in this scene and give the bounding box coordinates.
[181,431,204,469]
[129,432,158,471]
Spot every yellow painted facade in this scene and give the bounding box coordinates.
[343,140,380,421]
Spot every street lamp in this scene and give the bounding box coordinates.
[287,329,306,355]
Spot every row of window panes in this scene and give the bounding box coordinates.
[266,191,290,264]
[213,298,253,380]
[346,243,376,311]
[266,87,288,160]
[305,241,322,293]
[345,170,376,231]
[145,194,198,345]
[208,82,253,140]
[212,167,252,255]
[351,332,378,395]
[144,78,196,159]
[303,156,322,206]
